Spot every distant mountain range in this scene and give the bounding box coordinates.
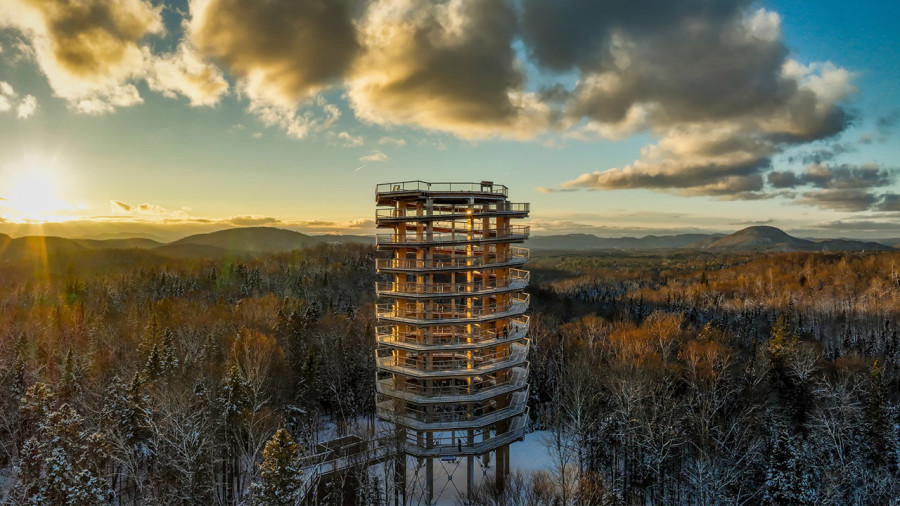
[0,227,373,262]
[527,226,897,252]
[526,233,726,251]
[0,225,895,263]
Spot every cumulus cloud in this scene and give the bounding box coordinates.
[0,0,865,192]
[360,151,388,162]
[563,123,774,199]
[347,0,551,139]
[0,0,163,112]
[147,43,229,106]
[16,94,36,118]
[540,2,856,198]
[0,81,13,112]
[378,136,406,146]
[337,131,364,147]
[187,0,359,109]
[0,82,37,118]
[248,97,340,139]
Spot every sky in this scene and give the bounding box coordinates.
[0,0,898,241]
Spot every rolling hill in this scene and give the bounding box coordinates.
[0,235,89,262]
[73,238,163,250]
[701,226,893,252]
[527,226,895,252]
[165,227,322,255]
[701,226,812,251]
[0,225,894,263]
[526,233,724,251]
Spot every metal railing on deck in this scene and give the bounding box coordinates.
[375,247,528,271]
[376,294,529,322]
[376,202,529,220]
[376,226,529,246]
[376,269,528,296]
[376,365,528,399]
[375,316,529,348]
[376,181,508,196]
[376,341,529,375]
[376,390,528,429]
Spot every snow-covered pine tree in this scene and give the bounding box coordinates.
[160,328,179,372]
[143,343,164,380]
[58,349,81,402]
[17,383,55,446]
[14,403,109,505]
[763,425,817,505]
[863,361,894,465]
[219,365,251,504]
[252,428,302,505]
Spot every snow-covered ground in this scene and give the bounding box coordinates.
[311,418,556,505]
[406,430,554,506]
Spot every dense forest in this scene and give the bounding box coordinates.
[0,245,898,504]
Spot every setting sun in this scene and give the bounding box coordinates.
[2,169,73,222]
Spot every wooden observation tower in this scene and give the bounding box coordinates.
[374,181,530,504]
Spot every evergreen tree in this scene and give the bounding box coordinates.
[160,327,179,372]
[862,361,897,469]
[143,343,164,380]
[219,365,251,504]
[253,428,302,505]
[15,403,109,505]
[11,336,28,401]
[58,349,81,402]
[763,426,816,505]
[138,313,163,357]
[767,316,812,430]
[104,374,154,461]
[17,383,55,446]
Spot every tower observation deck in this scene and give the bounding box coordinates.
[375,181,530,504]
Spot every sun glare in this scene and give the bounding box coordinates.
[2,167,74,222]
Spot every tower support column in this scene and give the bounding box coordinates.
[425,456,434,505]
